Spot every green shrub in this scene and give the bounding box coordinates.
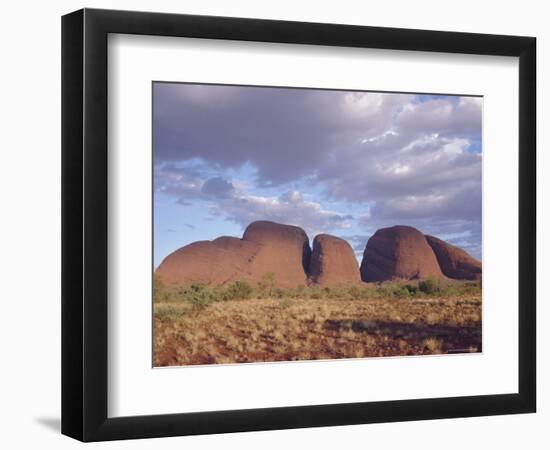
[154,304,189,321]
[279,297,294,309]
[153,274,171,303]
[404,284,418,295]
[224,280,253,301]
[418,277,440,295]
[346,285,364,300]
[185,283,213,312]
[392,285,411,298]
[257,272,276,298]
[272,287,286,299]
[307,286,323,299]
[292,285,307,299]
[154,276,480,310]
[439,281,481,297]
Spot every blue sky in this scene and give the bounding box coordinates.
[153,83,482,267]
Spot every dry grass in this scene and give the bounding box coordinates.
[153,294,481,367]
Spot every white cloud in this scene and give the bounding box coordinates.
[212,190,354,239]
[154,85,482,258]
[155,164,354,240]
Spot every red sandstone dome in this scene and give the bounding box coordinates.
[360,225,444,282]
[309,234,361,286]
[155,237,259,287]
[155,221,311,288]
[156,221,481,289]
[425,235,482,281]
[242,221,311,287]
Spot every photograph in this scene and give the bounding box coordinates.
[152,82,483,367]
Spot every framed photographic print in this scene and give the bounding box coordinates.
[61,8,536,441]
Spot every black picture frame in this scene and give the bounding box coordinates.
[61,8,536,442]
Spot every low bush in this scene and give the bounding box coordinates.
[418,277,440,295]
[154,277,481,312]
[404,284,418,295]
[185,283,214,313]
[153,274,172,303]
[154,303,189,321]
[439,281,480,297]
[223,281,253,301]
[256,272,277,298]
[279,297,294,309]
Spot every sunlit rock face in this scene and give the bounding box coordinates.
[156,221,311,288]
[242,221,311,288]
[309,234,361,286]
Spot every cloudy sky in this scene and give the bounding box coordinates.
[153,82,482,267]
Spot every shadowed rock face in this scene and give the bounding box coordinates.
[360,225,444,282]
[309,234,361,286]
[156,221,311,288]
[425,235,482,281]
[242,221,311,287]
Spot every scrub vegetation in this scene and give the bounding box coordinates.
[153,274,482,366]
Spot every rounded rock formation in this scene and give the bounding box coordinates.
[156,221,311,288]
[309,234,361,286]
[425,235,482,281]
[242,221,311,287]
[155,237,260,287]
[360,225,444,282]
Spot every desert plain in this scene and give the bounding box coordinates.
[154,221,482,366]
